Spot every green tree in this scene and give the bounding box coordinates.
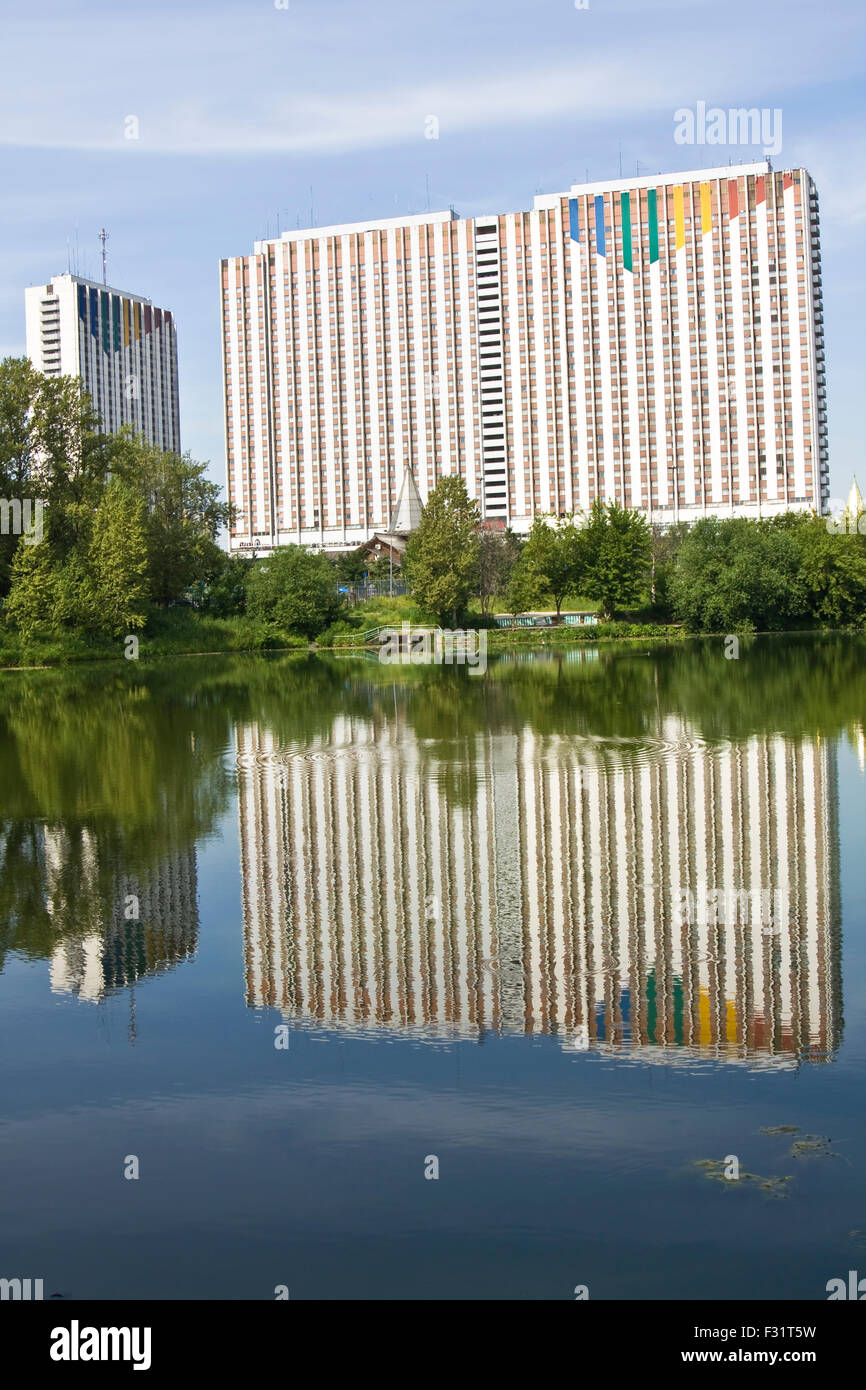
[0,358,111,592]
[650,521,688,613]
[246,545,345,638]
[31,376,113,555]
[4,482,149,639]
[403,474,480,626]
[200,552,255,616]
[668,517,807,632]
[507,514,581,618]
[3,535,65,638]
[112,434,232,605]
[87,480,149,636]
[580,499,652,620]
[369,553,398,586]
[783,513,866,628]
[478,527,521,615]
[334,550,368,585]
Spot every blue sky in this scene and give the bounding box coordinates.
[2,0,864,502]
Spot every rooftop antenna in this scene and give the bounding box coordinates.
[425,173,431,212]
[99,227,109,285]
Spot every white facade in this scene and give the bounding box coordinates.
[222,162,827,553]
[25,273,181,453]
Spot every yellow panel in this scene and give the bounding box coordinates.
[726,999,738,1043]
[674,186,685,250]
[700,183,712,235]
[699,989,711,1045]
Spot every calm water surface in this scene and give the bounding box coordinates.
[1,635,864,1299]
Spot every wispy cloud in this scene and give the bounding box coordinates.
[0,5,862,155]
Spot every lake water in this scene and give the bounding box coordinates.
[1,635,864,1300]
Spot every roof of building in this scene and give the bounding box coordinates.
[388,467,424,534]
[364,531,408,554]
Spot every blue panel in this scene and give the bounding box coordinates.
[594,195,605,258]
[89,287,99,338]
[568,197,580,243]
[77,284,87,320]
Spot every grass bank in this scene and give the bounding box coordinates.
[0,609,308,669]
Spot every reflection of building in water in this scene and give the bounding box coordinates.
[238,716,841,1065]
[41,827,199,1003]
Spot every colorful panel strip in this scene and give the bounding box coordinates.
[621,191,632,272]
[700,183,712,234]
[568,198,580,243]
[594,195,605,257]
[647,189,659,263]
[674,186,685,250]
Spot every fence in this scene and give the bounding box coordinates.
[340,580,410,604]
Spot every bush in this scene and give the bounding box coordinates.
[246,546,345,638]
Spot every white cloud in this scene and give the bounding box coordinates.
[0,7,862,155]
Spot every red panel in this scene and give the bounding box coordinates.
[783,172,793,191]
[755,175,765,205]
[728,180,739,219]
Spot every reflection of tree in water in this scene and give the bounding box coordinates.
[0,665,234,992]
[309,632,866,775]
[0,635,861,1016]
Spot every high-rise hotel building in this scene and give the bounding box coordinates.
[25,273,181,452]
[221,160,827,553]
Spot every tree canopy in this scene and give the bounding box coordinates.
[246,544,345,639]
[403,474,480,626]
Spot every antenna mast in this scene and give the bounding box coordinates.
[99,227,109,285]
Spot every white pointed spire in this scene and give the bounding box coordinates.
[388,466,424,533]
[846,476,864,519]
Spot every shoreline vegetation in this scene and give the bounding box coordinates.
[2,363,865,672]
[2,604,863,672]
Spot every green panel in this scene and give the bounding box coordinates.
[648,188,659,264]
[673,975,684,1045]
[621,190,632,272]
